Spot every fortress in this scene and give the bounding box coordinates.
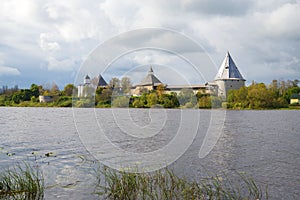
[78,51,246,99]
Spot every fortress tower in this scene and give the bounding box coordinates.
[214,52,246,99]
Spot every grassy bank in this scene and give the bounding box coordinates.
[0,164,267,199]
[96,167,267,200]
[0,164,44,200]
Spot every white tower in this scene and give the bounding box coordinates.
[83,75,91,84]
[214,52,246,99]
[78,75,91,97]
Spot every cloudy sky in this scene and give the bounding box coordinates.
[0,0,299,88]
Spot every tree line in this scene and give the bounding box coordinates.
[0,83,76,107]
[227,79,300,109]
[0,78,299,109]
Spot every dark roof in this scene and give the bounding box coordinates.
[96,74,107,86]
[137,67,162,86]
[90,74,107,87]
[215,51,245,80]
[84,75,90,79]
[291,93,300,99]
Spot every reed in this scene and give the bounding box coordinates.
[96,167,267,200]
[0,164,44,200]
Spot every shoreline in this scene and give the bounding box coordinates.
[1,104,299,110]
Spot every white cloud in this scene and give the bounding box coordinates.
[0,66,20,76]
[0,0,300,87]
[46,56,78,71]
[39,33,60,52]
[265,3,300,38]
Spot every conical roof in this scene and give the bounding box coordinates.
[215,52,245,80]
[90,74,108,87]
[138,66,162,86]
[95,74,107,86]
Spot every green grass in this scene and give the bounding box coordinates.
[96,167,267,200]
[0,164,44,200]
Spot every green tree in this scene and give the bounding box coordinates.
[63,84,76,96]
[12,92,22,104]
[146,92,158,107]
[111,96,129,108]
[159,93,179,108]
[198,96,211,108]
[95,88,112,106]
[178,89,196,106]
[30,84,40,97]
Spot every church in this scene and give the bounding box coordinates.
[77,74,107,97]
[78,51,246,99]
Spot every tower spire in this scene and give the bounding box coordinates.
[215,51,245,80]
[214,51,246,99]
[148,66,153,74]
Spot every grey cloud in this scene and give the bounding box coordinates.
[183,0,254,16]
[0,0,300,88]
[108,28,209,54]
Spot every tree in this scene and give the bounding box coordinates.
[146,92,158,107]
[156,84,165,97]
[63,84,76,96]
[50,82,59,95]
[159,93,179,108]
[109,77,120,89]
[30,84,40,97]
[198,96,212,108]
[269,80,279,98]
[121,77,132,94]
[12,92,22,104]
[111,96,129,108]
[95,88,112,106]
[178,88,196,106]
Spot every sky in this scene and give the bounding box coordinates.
[0,0,299,89]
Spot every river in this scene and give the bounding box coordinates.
[0,107,299,199]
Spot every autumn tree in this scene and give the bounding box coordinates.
[156,84,165,97]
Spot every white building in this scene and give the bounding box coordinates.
[214,51,246,99]
[78,74,108,97]
[78,75,91,97]
[39,95,53,103]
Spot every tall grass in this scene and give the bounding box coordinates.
[96,167,267,200]
[0,164,44,200]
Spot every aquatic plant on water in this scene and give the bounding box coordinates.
[96,167,267,200]
[0,164,44,200]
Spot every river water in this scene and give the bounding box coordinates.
[0,107,299,199]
